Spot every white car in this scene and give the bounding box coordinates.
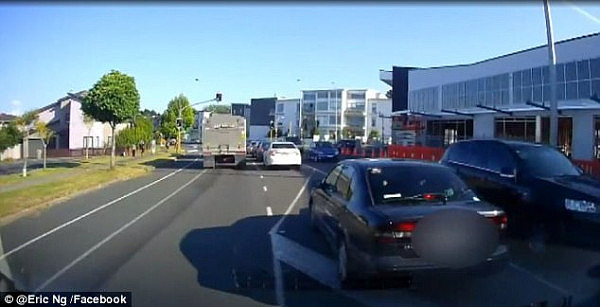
[263,142,302,169]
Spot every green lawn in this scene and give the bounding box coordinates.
[0,152,173,219]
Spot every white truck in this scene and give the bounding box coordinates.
[201,112,247,169]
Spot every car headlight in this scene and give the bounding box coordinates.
[564,199,597,213]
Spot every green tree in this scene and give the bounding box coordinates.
[204,104,231,114]
[35,120,54,169]
[266,128,283,139]
[368,129,380,141]
[0,122,23,152]
[341,127,352,139]
[160,94,195,139]
[116,116,154,151]
[82,70,140,169]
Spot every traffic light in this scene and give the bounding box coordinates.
[176,118,183,128]
[216,92,222,102]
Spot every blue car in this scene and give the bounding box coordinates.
[308,141,339,162]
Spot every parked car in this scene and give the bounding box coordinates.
[262,142,302,169]
[440,139,600,246]
[309,159,508,287]
[255,141,271,162]
[307,141,339,162]
[285,136,304,154]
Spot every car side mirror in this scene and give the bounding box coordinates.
[499,167,516,179]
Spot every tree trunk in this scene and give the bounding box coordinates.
[110,124,116,169]
[43,143,47,169]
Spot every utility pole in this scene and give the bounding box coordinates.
[544,0,558,148]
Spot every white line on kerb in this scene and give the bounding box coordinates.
[35,169,207,292]
[266,206,273,216]
[0,159,200,262]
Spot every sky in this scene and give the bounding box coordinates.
[1,2,600,115]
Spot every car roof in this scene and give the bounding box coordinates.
[452,139,548,150]
[340,158,447,170]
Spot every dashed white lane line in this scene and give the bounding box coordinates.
[266,206,273,216]
[35,169,208,292]
[260,175,264,179]
[0,159,200,262]
[263,186,268,192]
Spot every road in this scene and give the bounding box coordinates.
[0,156,598,306]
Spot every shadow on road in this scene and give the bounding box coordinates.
[140,159,205,170]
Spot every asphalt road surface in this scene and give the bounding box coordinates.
[0,156,598,306]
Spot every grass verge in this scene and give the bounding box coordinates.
[0,152,172,220]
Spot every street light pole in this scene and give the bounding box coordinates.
[297,79,303,139]
[544,0,558,148]
[332,81,337,142]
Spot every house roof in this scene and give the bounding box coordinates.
[0,113,17,121]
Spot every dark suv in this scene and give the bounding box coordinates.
[440,139,600,247]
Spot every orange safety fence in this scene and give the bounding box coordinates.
[573,159,600,177]
[387,145,446,162]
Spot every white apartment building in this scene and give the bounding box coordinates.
[301,89,383,141]
[367,98,393,143]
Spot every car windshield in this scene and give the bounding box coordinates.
[316,142,334,148]
[514,146,581,177]
[272,143,296,149]
[368,165,476,205]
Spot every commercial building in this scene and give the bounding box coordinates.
[381,32,600,160]
[301,89,384,141]
[274,98,300,137]
[231,103,251,137]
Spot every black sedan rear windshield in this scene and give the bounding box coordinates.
[272,143,296,149]
[368,165,475,205]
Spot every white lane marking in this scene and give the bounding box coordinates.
[271,233,339,288]
[35,169,207,292]
[263,186,268,192]
[266,206,273,216]
[260,175,264,179]
[508,262,571,297]
[269,176,312,307]
[0,159,200,262]
[301,164,327,176]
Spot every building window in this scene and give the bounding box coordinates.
[371,103,377,113]
[591,58,600,79]
[303,93,316,101]
[578,80,591,99]
[532,67,542,86]
[578,60,591,80]
[565,61,577,82]
[593,80,600,97]
[276,103,284,113]
[317,91,328,99]
[371,118,376,127]
[348,92,365,100]
[522,69,532,87]
[566,82,578,99]
[317,100,328,111]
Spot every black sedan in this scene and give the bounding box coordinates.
[309,159,508,287]
[440,139,600,246]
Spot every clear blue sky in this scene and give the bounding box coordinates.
[1,3,599,115]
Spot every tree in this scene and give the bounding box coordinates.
[83,114,95,160]
[116,116,154,154]
[204,104,230,114]
[35,120,54,169]
[386,89,393,99]
[266,128,283,139]
[15,111,38,177]
[82,70,140,169]
[140,109,159,118]
[368,129,380,141]
[159,94,195,140]
[341,127,352,139]
[0,122,23,152]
